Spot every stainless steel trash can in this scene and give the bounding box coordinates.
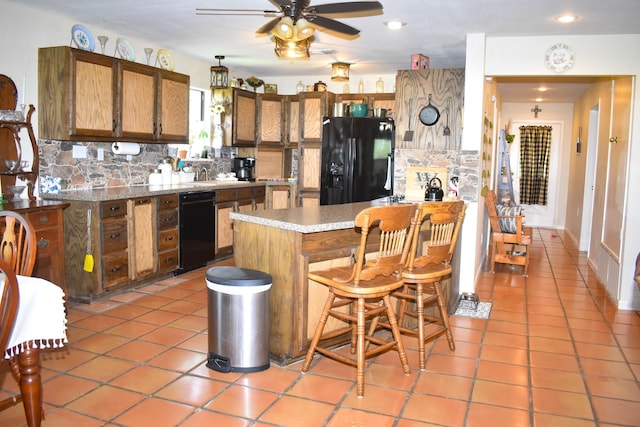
[205,266,272,373]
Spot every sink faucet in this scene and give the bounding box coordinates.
[198,167,209,181]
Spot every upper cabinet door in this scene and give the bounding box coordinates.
[120,63,156,140]
[157,71,189,143]
[73,55,117,137]
[232,89,257,146]
[257,94,284,145]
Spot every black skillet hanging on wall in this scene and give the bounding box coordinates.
[418,94,440,126]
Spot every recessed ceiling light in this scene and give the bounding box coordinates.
[538,86,548,92]
[536,97,543,102]
[384,21,406,30]
[555,14,578,24]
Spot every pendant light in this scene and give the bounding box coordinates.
[331,62,350,82]
[210,55,229,89]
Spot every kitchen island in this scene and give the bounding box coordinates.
[230,199,394,364]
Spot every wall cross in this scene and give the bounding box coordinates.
[531,105,542,118]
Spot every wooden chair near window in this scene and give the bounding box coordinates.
[389,200,466,370]
[301,204,418,397]
[483,189,532,276]
[0,210,43,427]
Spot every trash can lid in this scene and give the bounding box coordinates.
[206,266,272,287]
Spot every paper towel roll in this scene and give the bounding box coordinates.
[111,142,140,155]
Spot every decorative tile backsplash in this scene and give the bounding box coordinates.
[38,140,237,191]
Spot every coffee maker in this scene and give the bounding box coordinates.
[232,157,256,181]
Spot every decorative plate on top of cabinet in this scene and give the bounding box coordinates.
[115,37,136,61]
[156,49,174,71]
[71,24,95,52]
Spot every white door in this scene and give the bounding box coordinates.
[509,121,564,227]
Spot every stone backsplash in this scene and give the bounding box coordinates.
[38,140,238,191]
[394,148,479,202]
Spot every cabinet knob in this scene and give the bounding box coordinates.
[39,215,49,224]
[137,198,151,205]
[165,236,174,242]
[110,233,121,239]
[110,206,121,212]
[37,238,49,249]
[609,136,618,143]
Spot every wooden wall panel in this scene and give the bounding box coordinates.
[395,69,465,151]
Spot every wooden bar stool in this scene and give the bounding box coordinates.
[393,201,466,370]
[301,204,418,397]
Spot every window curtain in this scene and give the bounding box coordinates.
[518,125,552,205]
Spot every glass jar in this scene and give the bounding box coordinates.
[358,79,364,93]
[296,81,304,93]
[376,78,384,93]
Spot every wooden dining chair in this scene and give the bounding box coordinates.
[301,204,418,397]
[0,211,43,426]
[0,210,37,276]
[391,200,466,370]
[483,189,532,276]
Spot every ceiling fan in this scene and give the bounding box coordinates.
[196,1,384,39]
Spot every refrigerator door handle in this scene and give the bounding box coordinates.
[384,154,392,191]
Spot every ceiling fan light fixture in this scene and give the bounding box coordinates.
[272,16,294,39]
[331,62,350,81]
[274,38,311,59]
[295,18,315,40]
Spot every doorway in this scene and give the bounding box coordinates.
[508,120,564,227]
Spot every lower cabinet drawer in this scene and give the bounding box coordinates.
[26,209,60,231]
[102,218,128,254]
[158,249,179,273]
[158,228,178,251]
[158,209,178,230]
[102,252,129,289]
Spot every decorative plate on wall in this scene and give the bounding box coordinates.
[71,24,95,52]
[545,43,575,73]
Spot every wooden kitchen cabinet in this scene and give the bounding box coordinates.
[257,93,284,146]
[285,95,300,147]
[38,46,189,143]
[9,202,69,294]
[232,88,257,146]
[297,91,334,205]
[266,184,296,209]
[215,186,265,258]
[130,196,156,280]
[157,194,179,274]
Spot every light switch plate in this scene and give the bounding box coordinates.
[72,145,87,159]
[97,148,104,161]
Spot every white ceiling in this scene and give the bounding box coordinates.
[11,0,640,102]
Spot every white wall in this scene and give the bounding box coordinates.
[476,34,640,310]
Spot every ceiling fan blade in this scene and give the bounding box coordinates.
[196,8,279,16]
[305,14,360,36]
[268,0,294,8]
[305,1,382,16]
[256,17,283,34]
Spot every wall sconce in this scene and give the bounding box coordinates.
[210,55,229,89]
[274,38,310,59]
[331,62,350,81]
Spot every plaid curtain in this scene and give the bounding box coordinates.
[518,125,552,205]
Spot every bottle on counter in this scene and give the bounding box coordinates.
[158,158,173,185]
[149,169,163,186]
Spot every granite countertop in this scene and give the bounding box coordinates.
[230,198,394,233]
[41,181,270,202]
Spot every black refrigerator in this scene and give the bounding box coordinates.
[320,116,395,205]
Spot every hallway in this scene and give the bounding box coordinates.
[1,228,639,426]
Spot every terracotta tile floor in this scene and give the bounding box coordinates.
[2,229,640,426]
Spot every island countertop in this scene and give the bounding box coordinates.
[230,199,393,233]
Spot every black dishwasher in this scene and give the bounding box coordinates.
[178,191,215,274]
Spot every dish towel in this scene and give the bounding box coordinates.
[3,275,68,359]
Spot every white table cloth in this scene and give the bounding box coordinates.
[3,274,68,359]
